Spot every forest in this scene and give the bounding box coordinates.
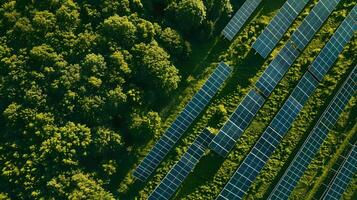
[0,0,355,199]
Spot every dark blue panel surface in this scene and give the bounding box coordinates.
[148,129,214,200]
[268,66,357,200]
[209,90,265,157]
[291,0,341,50]
[253,0,310,58]
[133,62,232,181]
[217,71,324,199]
[322,145,357,200]
[309,6,357,81]
[222,0,263,40]
[255,43,300,97]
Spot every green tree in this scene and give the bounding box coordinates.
[102,14,137,47]
[205,0,233,19]
[56,0,80,30]
[131,42,180,93]
[129,111,162,139]
[47,171,114,200]
[159,27,191,59]
[167,0,207,33]
[39,122,91,166]
[32,10,56,32]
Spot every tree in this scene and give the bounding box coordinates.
[81,53,107,77]
[167,0,207,33]
[129,111,162,139]
[55,0,80,30]
[109,50,131,75]
[32,10,57,32]
[39,122,91,166]
[47,171,115,200]
[159,27,191,59]
[131,42,180,93]
[101,0,131,17]
[92,127,123,154]
[205,0,233,19]
[102,15,137,47]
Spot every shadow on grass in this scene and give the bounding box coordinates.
[176,152,226,198]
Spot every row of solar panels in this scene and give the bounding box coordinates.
[213,0,344,158]
[148,129,214,200]
[321,144,357,200]
[134,0,356,199]
[133,62,232,181]
[217,2,356,199]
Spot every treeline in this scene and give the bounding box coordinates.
[0,0,233,199]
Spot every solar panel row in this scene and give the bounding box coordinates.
[253,0,311,58]
[255,0,341,98]
[217,72,319,200]
[148,129,214,200]
[209,90,265,157]
[222,0,262,41]
[133,62,232,181]
[268,66,357,200]
[322,144,357,200]
[309,6,357,81]
[291,0,341,50]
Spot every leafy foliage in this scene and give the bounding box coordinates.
[0,0,355,199]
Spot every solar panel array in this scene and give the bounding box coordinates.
[255,0,341,98]
[322,145,357,200]
[222,0,262,41]
[309,6,357,81]
[253,0,310,58]
[209,0,340,159]
[133,62,232,181]
[217,72,319,200]
[255,42,300,97]
[209,90,265,157]
[291,0,341,50]
[268,66,357,200]
[148,129,214,200]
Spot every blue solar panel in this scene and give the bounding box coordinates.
[209,90,265,157]
[291,0,341,50]
[268,66,357,200]
[309,6,357,81]
[322,145,357,200]
[148,129,214,200]
[222,0,262,41]
[253,0,311,58]
[217,72,319,200]
[133,62,232,181]
[255,0,341,98]
[255,42,300,97]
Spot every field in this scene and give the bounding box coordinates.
[0,0,355,199]
[120,1,356,199]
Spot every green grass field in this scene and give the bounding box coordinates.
[119,0,357,199]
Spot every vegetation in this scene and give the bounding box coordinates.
[0,0,355,199]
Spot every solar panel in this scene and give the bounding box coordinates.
[256,42,300,98]
[133,62,232,181]
[309,6,357,81]
[291,0,341,50]
[148,129,214,200]
[322,145,357,200]
[255,0,341,98]
[268,66,357,200]
[216,72,319,200]
[253,0,311,58]
[209,90,265,157]
[222,0,262,41]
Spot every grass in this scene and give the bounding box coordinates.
[117,0,357,199]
